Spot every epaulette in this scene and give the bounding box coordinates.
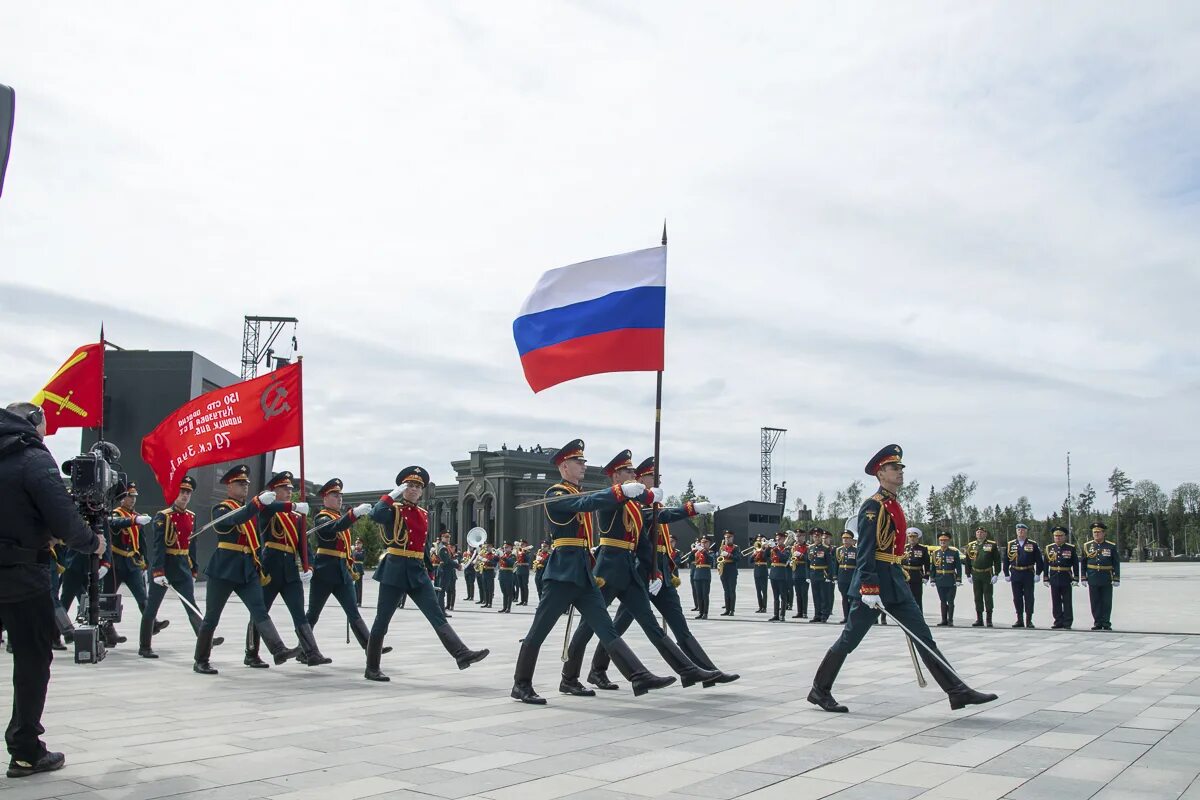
[867,493,884,504]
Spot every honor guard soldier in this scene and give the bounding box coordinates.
[351,540,365,605]
[108,482,153,643]
[807,529,835,623]
[193,465,303,675]
[808,445,996,714]
[477,544,497,607]
[717,530,741,615]
[836,530,858,623]
[560,450,718,696]
[930,533,962,626]
[751,536,769,613]
[532,540,550,600]
[790,533,809,618]
[1083,522,1119,630]
[1003,523,1045,628]
[585,455,737,690]
[365,466,488,681]
[1044,526,1079,629]
[964,527,1001,627]
[515,539,531,605]
[512,440,674,704]
[901,528,929,609]
[436,529,459,612]
[497,542,517,613]
[463,543,477,602]
[304,479,385,657]
[692,536,714,618]
[247,472,329,667]
[768,532,791,621]
[139,475,214,658]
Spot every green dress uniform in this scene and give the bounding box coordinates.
[717,540,741,615]
[809,444,996,714]
[1083,524,1120,630]
[305,479,379,655]
[497,550,517,613]
[930,545,962,626]
[477,549,497,607]
[791,543,809,618]
[901,540,929,609]
[463,550,477,601]
[108,497,149,615]
[1003,532,1045,627]
[1044,530,1079,629]
[807,539,835,623]
[515,546,531,605]
[532,545,550,599]
[138,475,203,658]
[511,440,674,705]
[964,536,1001,626]
[836,543,857,623]
[692,544,714,618]
[768,541,791,621]
[751,543,769,612]
[364,466,487,682]
[437,540,459,611]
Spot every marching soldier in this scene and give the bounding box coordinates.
[1083,522,1120,631]
[836,530,857,624]
[751,536,769,613]
[304,479,386,657]
[437,529,459,612]
[930,533,962,626]
[108,482,153,643]
[497,541,517,613]
[807,529,835,623]
[790,531,809,618]
[768,532,791,622]
[1003,523,1045,628]
[365,466,488,682]
[808,445,996,714]
[463,543,477,602]
[964,526,1001,627]
[352,539,365,606]
[477,543,497,608]
[532,539,550,600]
[717,530,741,615]
[560,450,718,695]
[585,456,737,689]
[246,472,329,667]
[512,440,674,704]
[139,475,214,658]
[515,539,531,605]
[193,465,304,675]
[901,527,929,609]
[1044,525,1079,629]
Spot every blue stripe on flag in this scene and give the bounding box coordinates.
[512,285,665,356]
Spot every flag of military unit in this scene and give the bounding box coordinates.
[32,341,105,435]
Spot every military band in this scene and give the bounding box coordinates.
[463,544,477,601]
[790,533,809,618]
[477,544,497,608]
[717,530,741,615]
[807,529,836,623]
[532,539,550,599]
[901,527,929,609]
[835,530,857,624]
[930,532,962,627]
[436,528,459,612]
[692,537,713,618]
[964,526,1001,627]
[1083,522,1120,631]
[768,531,790,621]
[497,542,517,613]
[1004,523,1045,628]
[1044,525,1078,629]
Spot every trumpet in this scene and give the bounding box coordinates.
[741,542,762,556]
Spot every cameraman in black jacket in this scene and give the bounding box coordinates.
[0,403,105,779]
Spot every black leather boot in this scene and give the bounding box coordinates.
[435,624,489,669]
[244,622,267,667]
[138,615,158,658]
[154,619,170,635]
[678,633,739,687]
[948,604,955,626]
[296,624,331,666]
[986,611,993,627]
[1025,613,1034,629]
[193,627,218,674]
[656,637,721,688]
[606,637,675,696]
[350,617,392,654]
[807,650,848,712]
[255,618,303,665]
[511,641,545,704]
[920,645,999,710]
[937,602,948,626]
[364,633,389,682]
[587,645,620,690]
[972,612,984,627]
[101,621,125,646]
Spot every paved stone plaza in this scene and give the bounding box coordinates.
[3,563,1198,800]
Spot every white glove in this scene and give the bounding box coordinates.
[353,503,372,517]
[300,569,313,584]
[644,486,661,504]
[860,594,883,610]
[293,502,309,515]
[97,565,109,580]
[153,575,169,587]
[257,490,277,505]
[691,501,715,515]
[389,487,404,500]
[1004,575,1011,582]
[648,578,663,596]
[620,482,645,499]
[135,515,152,525]
[990,575,998,585]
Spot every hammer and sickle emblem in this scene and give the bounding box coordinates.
[260,380,290,420]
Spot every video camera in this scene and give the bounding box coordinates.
[62,440,128,664]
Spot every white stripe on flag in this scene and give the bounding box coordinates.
[518,246,666,317]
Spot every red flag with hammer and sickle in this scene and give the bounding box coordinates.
[140,362,304,505]
[33,342,104,435]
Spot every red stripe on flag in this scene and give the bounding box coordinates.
[519,328,664,393]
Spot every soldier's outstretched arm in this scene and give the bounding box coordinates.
[109,514,134,530]
[213,501,261,533]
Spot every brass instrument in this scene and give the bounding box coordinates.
[717,555,727,576]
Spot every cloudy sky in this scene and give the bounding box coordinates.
[2,3,1198,514]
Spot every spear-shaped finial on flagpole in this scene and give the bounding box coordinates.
[662,220,667,246]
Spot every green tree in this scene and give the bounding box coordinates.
[1077,484,1096,520]
[940,473,978,546]
[898,480,923,524]
[1108,468,1133,552]
[815,491,826,521]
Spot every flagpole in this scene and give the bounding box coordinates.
[652,222,666,492]
[297,357,307,502]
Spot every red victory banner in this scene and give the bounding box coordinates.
[33,342,104,435]
[141,362,303,504]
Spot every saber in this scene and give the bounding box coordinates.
[881,602,962,684]
[305,516,340,537]
[166,582,204,622]
[888,611,927,688]
[516,488,614,510]
[193,505,249,537]
[560,606,575,662]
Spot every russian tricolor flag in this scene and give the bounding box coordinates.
[513,246,666,393]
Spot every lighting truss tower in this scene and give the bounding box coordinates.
[240,316,299,379]
[760,427,786,502]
